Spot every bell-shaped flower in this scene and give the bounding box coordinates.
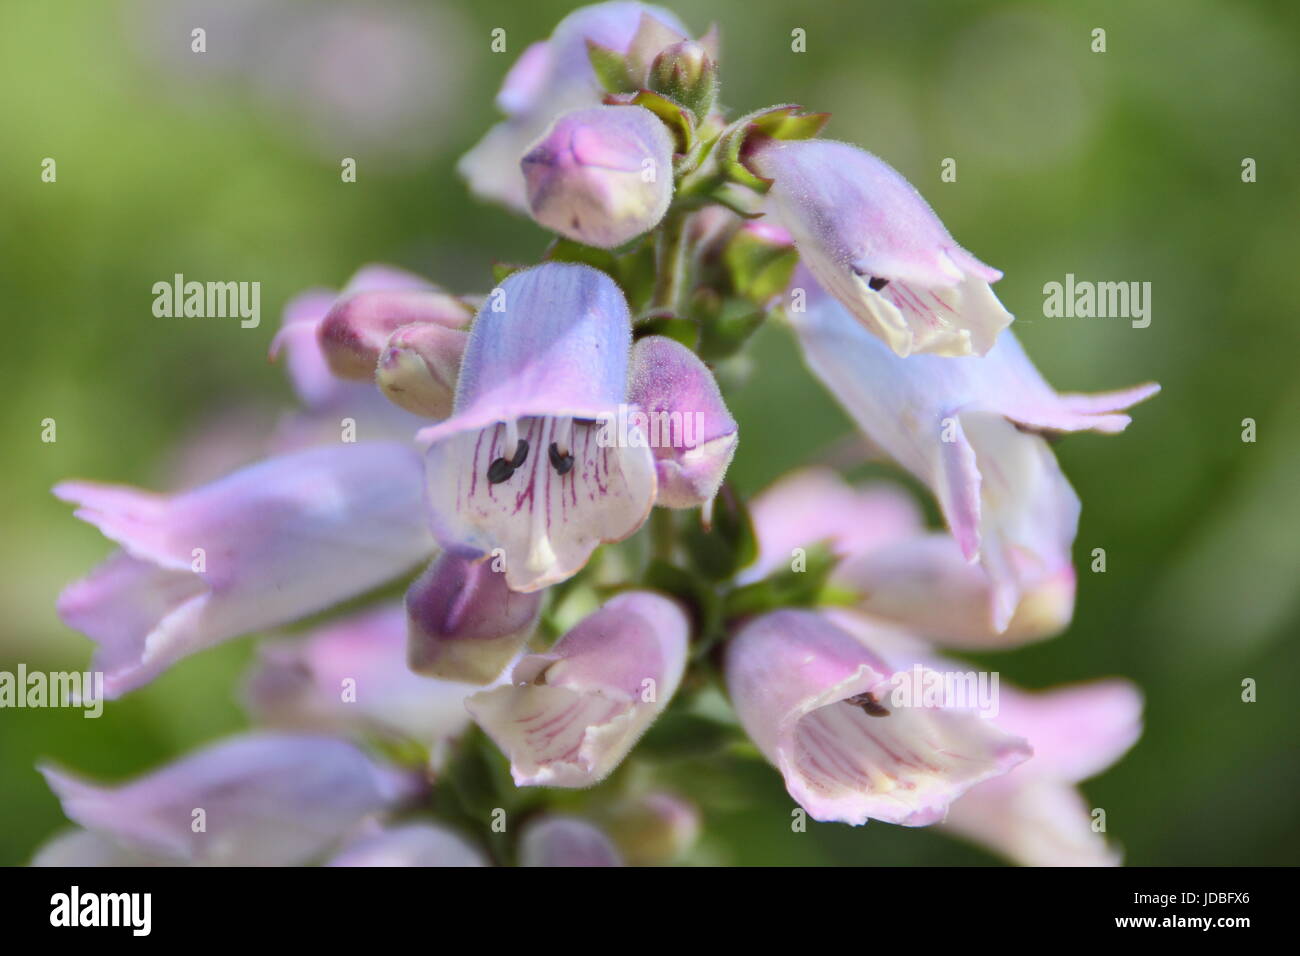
[327,823,489,867]
[405,553,543,685]
[458,2,689,210]
[243,604,476,746]
[522,105,675,248]
[375,321,469,420]
[519,816,625,866]
[789,276,1158,632]
[628,334,738,508]
[601,790,701,864]
[38,733,415,866]
[942,679,1142,866]
[55,441,433,696]
[745,468,1075,646]
[465,591,688,787]
[752,139,1013,357]
[419,263,657,593]
[725,609,1030,826]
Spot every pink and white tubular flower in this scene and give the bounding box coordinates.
[55,440,434,698]
[789,272,1158,633]
[751,138,1013,357]
[522,105,676,249]
[465,591,689,788]
[458,2,691,211]
[744,468,1075,647]
[419,263,658,593]
[725,609,1030,827]
[821,609,1142,865]
[36,733,417,867]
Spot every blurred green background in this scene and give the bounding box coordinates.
[2,0,1297,866]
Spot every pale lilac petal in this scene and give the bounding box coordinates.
[519,816,624,867]
[421,264,656,592]
[496,40,553,115]
[466,592,689,788]
[837,531,1076,647]
[38,733,414,866]
[405,554,543,685]
[327,823,488,867]
[56,442,433,696]
[790,281,1155,632]
[988,680,1143,783]
[741,468,922,583]
[725,610,1030,826]
[944,776,1122,867]
[755,139,1012,356]
[30,828,169,867]
[243,604,476,746]
[627,335,738,509]
[522,105,674,248]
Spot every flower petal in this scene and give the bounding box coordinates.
[327,823,489,867]
[39,733,414,866]
[55,442,433,696]
[519,816,624,867]
[627,335,739,508]
[243,603,477,746]
[466,591,689,787]
[405,553,543,684]
[725,610,1030,826]
[755,140,1012,356]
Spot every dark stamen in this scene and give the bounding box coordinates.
[487,457,515,484]
[867,276,890,291]
[845,692,890,717]
[510,439,530,468]
[548,442,575,476]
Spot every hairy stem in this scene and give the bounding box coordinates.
[650,207,690,312]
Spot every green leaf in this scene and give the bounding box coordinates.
[697,305,767,361]
[634,312,699,349]
[630,89,693,153]
[722,228,799,305]
[586,39,635,93]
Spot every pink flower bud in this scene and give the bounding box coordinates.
[405,553,543,685]
[318,287,472,380]
[522,105,674,248]
[376,322,469,420]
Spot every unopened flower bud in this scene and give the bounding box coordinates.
[603,791,701,865]
[376,323,469,420]
[318,289,472,380]
[522,105,674,249]
[648,40,717,120]
[406,553,543,685]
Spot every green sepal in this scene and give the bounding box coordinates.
[682,483,758,581]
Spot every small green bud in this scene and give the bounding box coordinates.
[648,41,718,121]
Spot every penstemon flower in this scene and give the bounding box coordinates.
[41,1,1161,868]
[420,262,659,592]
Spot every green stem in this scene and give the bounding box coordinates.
[650,507,677,563]
[650,208,690,312]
